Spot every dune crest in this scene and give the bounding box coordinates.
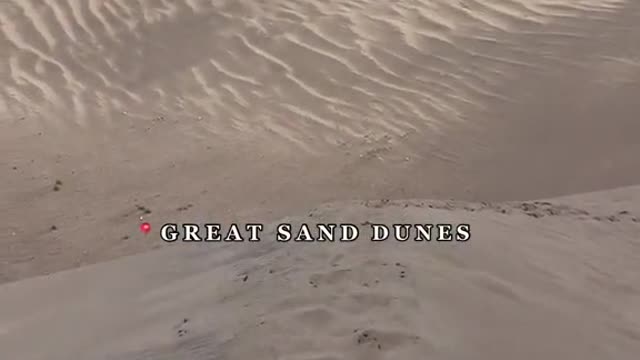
[2,186,640,359]
[2,1,640,359]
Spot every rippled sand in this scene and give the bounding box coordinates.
[1,1,639,359]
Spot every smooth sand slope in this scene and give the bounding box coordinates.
[1,187,640,359]
[1,0,640,358]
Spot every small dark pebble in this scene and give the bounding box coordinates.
[50,225,57,231]
[135,204,151,214]
[242,275,249,282]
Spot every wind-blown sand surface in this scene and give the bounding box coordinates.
[1,0,640,359]
[1,189,640,359]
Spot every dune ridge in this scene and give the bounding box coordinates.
[1,186,640,359]
[1,1,640,359]
[2,0,640,283]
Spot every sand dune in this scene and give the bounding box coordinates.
[2,0,640,283]
[1,0,640,358]
[1,187,640,359]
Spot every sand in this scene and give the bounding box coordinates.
[2,192,640,359]
[1,0,640,359]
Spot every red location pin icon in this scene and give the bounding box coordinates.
[140,222,151,235]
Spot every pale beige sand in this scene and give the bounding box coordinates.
[1,188,640,359]
[1,0,640,358]
[2,0,640,283]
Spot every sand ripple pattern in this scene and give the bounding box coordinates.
[0,0,635,151]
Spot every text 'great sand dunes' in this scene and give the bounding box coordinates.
[159,222,471,242]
